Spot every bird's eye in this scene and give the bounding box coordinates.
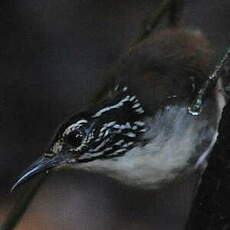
[65,131,83,147]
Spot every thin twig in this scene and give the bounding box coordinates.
[131,0,173,46]
[188,45,230,116]
[132,0,184,46]
[168,0,184,27]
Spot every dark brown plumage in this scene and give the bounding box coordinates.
[99,28,215,115]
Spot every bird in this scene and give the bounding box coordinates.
[12,28,226,191]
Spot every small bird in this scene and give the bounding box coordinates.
[12,28,225,191]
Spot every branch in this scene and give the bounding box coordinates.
[188,45,230,116]
[168,0,184,27]
[132,0,184,46]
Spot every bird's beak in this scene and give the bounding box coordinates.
[11,154,62,192]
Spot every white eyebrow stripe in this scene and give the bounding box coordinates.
[92,96,131,118]
[63,119,88,136]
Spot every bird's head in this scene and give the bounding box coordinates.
[12,86,147,190]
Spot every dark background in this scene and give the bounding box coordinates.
[0,0,230,229]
